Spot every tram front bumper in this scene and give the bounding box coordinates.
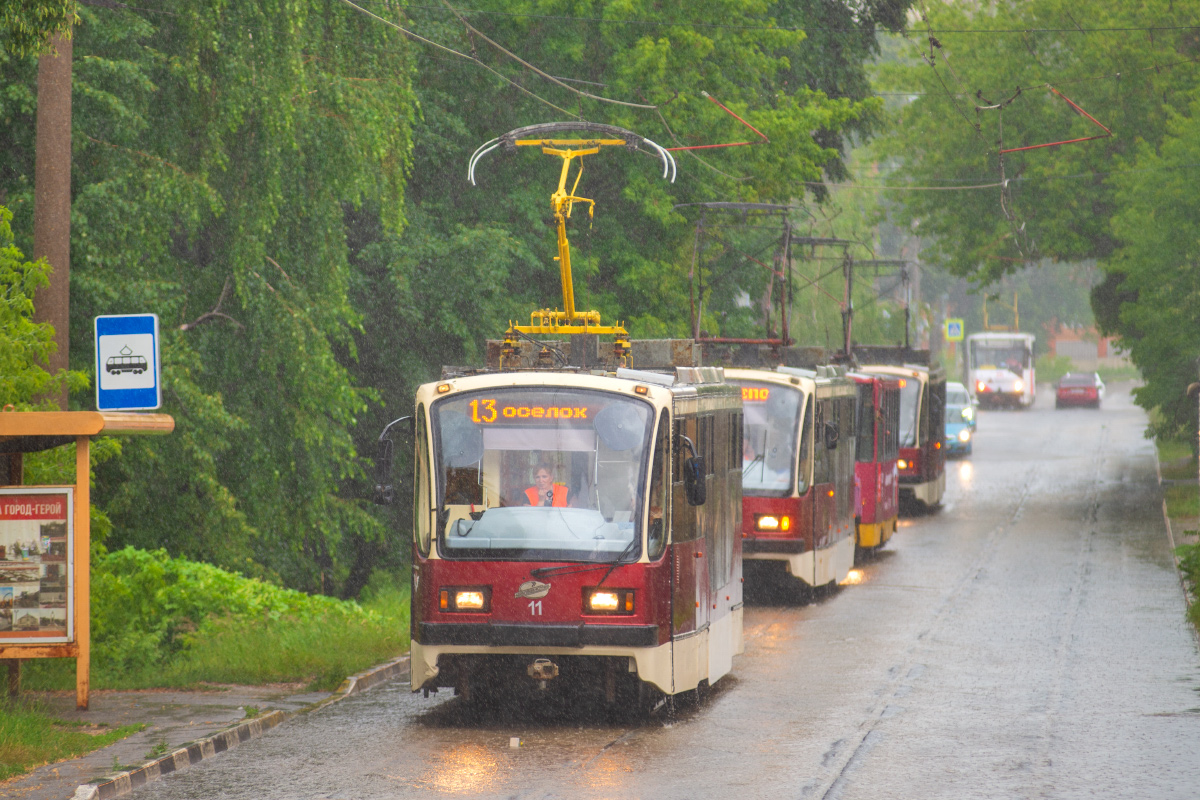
[416,621,659,648]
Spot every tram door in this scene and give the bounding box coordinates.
[670,414,707,670]
[811,397,836,572]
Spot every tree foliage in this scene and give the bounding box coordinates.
[1,0,74,58]
[0,204,81,404]
[872,0,1200,434]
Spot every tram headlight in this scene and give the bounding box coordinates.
[976,381,987,393]
[584,588,635,615]
[1014,379,1024,392]
[897,458,909,470]
[957,428,972,443]
[439,586,491,612]
[754,514,791,532]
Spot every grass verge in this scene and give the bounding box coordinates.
[20,549,411,692]
[1157,437,1200,628]
[0,702,142,781]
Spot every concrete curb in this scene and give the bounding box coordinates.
[71,654,409,800]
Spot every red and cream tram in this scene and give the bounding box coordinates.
[725,366,858,589]
[856,349,946,509]
[376,123,745,708]
[848,371,901,549]
[396,367,742,707]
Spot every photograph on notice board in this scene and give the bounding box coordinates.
[0,489,73,642]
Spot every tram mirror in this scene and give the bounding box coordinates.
[373,438,395,506]
[594,404,645,451]
[823,421,839,450]
[441,411,484,467]
[683,457,707,506]
[373,415,412,506]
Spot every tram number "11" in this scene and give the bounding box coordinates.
[528,600,543,616]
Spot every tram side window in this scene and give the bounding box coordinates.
[414,406,431,557]
[855,384,874,462]
[797,400,813,494]
[648,414,670,560]
[883,388,900,461]
[917,383,930,446]
[708,408,735,592]
[730,411,741,470]
[929,380,946,439]
[672,417,699,542]
[700,415,715,476]
[813,400,831,486]
[836,397,857,519]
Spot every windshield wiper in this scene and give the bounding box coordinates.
[743,454,765,476]
[529,562,608,579]
[595,536,640,588]
[529,535,641,582]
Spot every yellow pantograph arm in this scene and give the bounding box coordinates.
[542,147,598,320]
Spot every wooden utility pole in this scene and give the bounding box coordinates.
[32,30,73,411]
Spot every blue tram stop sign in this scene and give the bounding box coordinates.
[95,314,161,411]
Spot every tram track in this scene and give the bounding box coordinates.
[802,431,1051,799]
[1029,421,1109,794]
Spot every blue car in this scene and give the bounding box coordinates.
[945,381,976,457]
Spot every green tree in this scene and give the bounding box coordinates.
[872,0,1200,431]
[1,0,74,57]
[2,2,416,592]
[0,204,78,405]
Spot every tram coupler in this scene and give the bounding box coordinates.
[527,658,560,689]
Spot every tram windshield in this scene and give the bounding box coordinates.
[430,388,653,562]
[970,342,1030,374]
[734,381,802,497]
[898,378,921,447]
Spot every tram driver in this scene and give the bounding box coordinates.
[525,463,569,507]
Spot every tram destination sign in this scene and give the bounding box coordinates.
[95,314,161,411]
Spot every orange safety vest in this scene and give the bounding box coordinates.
[525,484,569,507]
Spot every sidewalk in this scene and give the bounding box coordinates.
[0,657,408,800]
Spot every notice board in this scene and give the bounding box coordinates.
[0,488,73,644]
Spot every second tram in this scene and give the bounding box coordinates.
[848,370,901,549]
[967,331,1036,409]
[726,365,858,589]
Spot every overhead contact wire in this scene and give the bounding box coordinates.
[335,0,581,118]
[439,0,657,109]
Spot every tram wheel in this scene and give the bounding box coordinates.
[607,675,657,721]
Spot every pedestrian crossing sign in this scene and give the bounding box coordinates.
[944,318,965,342]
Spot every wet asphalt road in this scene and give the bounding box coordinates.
[136,382,1200,799]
